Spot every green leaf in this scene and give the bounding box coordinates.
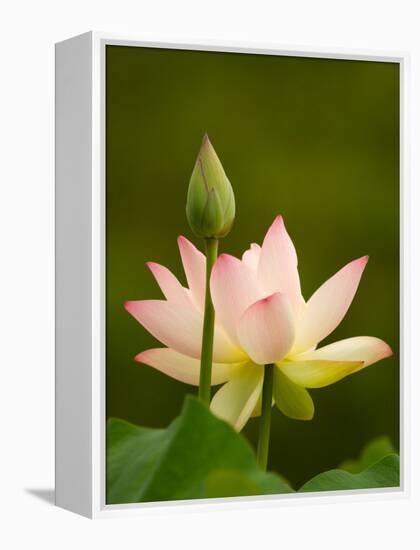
[107,396,292,504]
[204,469,289,498]
[339,436,396,473]
[299,454,400,493]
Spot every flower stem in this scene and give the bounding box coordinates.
[257,363,274,470]
[198,237,219,405]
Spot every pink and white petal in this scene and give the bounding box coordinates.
[257,216,302,317]
[177,236,206,309]
[291,256,369,354]
[210,253,262,345]
[237,292,295,365]
[147,262,191,307]
[210,364,264,431]
[278,359,363,388]
[125,300,200,358]
[293,336,393,370]
[135,348,240,386]
[242,243,261,271]
[125,300,244,363]
[273,367,314,420]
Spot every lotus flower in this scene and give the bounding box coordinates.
[125,216,392,431]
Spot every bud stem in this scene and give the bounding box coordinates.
[198,238,219,405]
[257,364,274,470]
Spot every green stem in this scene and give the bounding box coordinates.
[198,238,219,404]
[257,364,274,470]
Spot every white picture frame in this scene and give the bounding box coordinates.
[55,31,409,519]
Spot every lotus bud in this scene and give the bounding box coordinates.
[186,135,235,239]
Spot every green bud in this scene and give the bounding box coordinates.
[186,135,235,239]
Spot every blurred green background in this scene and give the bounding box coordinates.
[106,45,399,490]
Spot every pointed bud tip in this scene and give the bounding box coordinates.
[186,136,235,238]
[198,134,211,153]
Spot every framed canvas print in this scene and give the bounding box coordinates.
[55,32,408,518]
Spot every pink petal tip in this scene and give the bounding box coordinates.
[124,300,141,314]
[134,350,150,363]
[382,342,393,358]
[261,291,284,304]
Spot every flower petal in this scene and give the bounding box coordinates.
[210,364,264,430]
[237,292,295,365]
[273,367,314,420]
[125,300,245,363]
[293,336,393,370]
[278,359,363,388]
[211,253,262,345]
[135,348,240,386]
[242,243,261,271]
[291,256,369,354]
[147,262,191,307]
[257,216,302,317]
[177,236,206,309]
